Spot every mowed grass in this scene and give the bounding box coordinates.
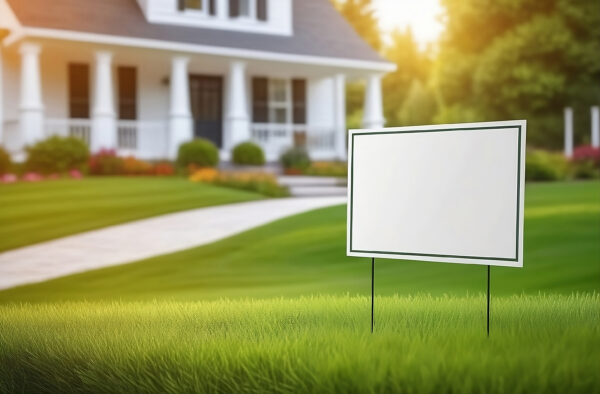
[0,295,598,394]
[2,181,598,302]
[0,177,262,252]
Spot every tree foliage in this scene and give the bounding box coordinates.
[435,0,600,148]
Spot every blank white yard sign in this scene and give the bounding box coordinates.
[347,120,526,267]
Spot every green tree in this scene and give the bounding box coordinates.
[332,0,382,52]
[383,28,432,126]
[434,0,600,148]
[399,79,438,126]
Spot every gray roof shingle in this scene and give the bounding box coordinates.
[7,0,389,65]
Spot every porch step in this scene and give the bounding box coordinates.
[277,176,346,187]
[288,186,347,197]
[277,176,347,197]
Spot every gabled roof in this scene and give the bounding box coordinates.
[6,0,390,67]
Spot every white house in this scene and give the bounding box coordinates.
[0,0,394,162]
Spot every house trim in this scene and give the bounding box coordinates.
[6,27,396,72]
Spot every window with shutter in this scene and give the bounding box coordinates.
[68,63,90,119]
[179,0,216,15]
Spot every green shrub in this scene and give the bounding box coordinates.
[525,149,568,182]
[304,161,348,177]
[177,139,219,169]
[0,146,11,175]
[88,149,124,175]
[280,147,311,171]
[232,142,265,166]
[25,136,89,174]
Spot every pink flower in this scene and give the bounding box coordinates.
[69,169,83,179]
[1,173,18,184]
[22,172,44,182]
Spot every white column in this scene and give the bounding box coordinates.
[91,51,117,152]
[591,106,599,148]
[216,0,228,19]
[362,73,384,129]
[226,60,249,150]
[168,56,193,159]
[564,107,573,157]
[333,73,347,160]
[19,43,44,147]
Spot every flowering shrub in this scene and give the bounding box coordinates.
[69,169,83,179]
[88,149,124,175]
[572,145,600,164]
[190,168,289,197]
[22,172,44,182]
[304,161,348,177]
[152,162,175,176]
[122,156,153,175]
[1,173,17,184]
[570,145,600,179]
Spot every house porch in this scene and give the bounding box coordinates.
[0,38,386,162]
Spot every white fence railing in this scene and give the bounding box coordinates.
[117,120,138,150]
[251,123,336,158]
[42,119,167,158]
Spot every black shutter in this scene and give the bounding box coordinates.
[118,67,137,120]
[252,77,268,123]
[229,0,239,17]
[177,0,185,11]
[256,0,267,21]
[209,0,216,15]
[68,63,90,119]
[292,79,306,124]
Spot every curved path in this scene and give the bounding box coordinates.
[0,196,346,290]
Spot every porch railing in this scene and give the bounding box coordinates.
[117,120,138,150]
[251,123,336,157]
[43,119,168,158]
[45,118,92,145]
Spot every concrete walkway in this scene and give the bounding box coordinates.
[0,196,346,290]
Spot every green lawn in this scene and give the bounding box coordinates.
[0,181,598,393]
[1,181,598,302]
[0,295,598,393]
[0,177,263,252]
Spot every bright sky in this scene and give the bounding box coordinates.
[372,0,444,48]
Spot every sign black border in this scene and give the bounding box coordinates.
[349,125,522,262]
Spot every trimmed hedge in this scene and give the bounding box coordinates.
[25,136,89,174]
[177,139,219,169]
[280,147,311,171]
[232,142,265,166]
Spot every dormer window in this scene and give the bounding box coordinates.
[229,0,267,22]
[178,0,216,16]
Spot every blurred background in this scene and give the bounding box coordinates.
[0,0,598,302]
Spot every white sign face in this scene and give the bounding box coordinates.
[347,120,526,267]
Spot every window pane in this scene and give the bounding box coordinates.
[185,0,202,10]
[270,108,287,124]
[239,0,250,16]
[270,79,286,102]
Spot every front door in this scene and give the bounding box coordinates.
[189,75,223,148]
